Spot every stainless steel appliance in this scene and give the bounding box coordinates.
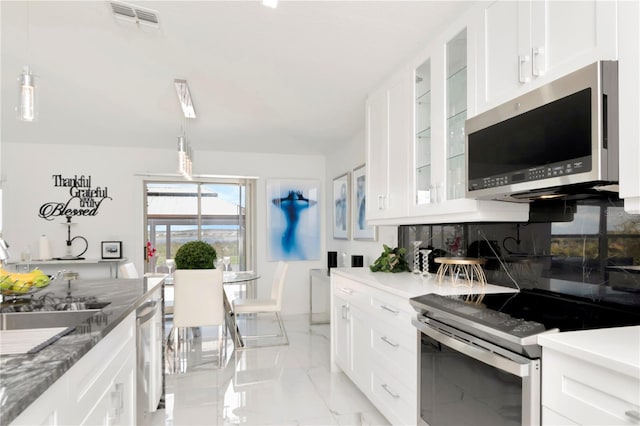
[136,285,163,425]
[410,290,640,426]
[466,61,618,202]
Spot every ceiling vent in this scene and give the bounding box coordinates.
[109,1,159,27]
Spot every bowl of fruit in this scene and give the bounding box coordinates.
[0,268,52,297]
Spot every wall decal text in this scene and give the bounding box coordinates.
[39,174,112,221]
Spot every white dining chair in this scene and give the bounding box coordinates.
[169,268,226,372]
[118,262,139,278]
[232,261,289,347]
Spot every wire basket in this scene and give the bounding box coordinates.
[0,274,52,297]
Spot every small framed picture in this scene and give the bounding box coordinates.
[352,165,377,241]
[332,172,350,240]
[101,241,122,259]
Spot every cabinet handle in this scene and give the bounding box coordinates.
[380,305,399,315]
[381,383,400,399]
[518,55,531,83]
[625,410,640,422]
[532,47,545,76]
[381,336,399,348]
[341,304,350,320]
[109,382,124,423]
[377,194,384,210]
[340,288,353,295]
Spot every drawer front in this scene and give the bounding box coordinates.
[542,348,640,425]
[370,362,418,426]
[370,293,414,331]
[370,326,417,392]
[332,275,368,308]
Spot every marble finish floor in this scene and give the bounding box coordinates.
[151,314,389,426]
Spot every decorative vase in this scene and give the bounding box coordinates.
[412,241,423,274]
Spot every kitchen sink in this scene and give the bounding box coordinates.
[1,309,102,330]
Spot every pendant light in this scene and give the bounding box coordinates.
[18,66,36,122]
[177,134,193,180]
[18,2,37,122]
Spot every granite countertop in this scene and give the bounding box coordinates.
[0,276,163,425]
[330,267,519,299]
[538,326,640,378]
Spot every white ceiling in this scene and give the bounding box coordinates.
[1,1,472,155]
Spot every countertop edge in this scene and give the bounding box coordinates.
[538,326,640,378]
[331,268,519,299]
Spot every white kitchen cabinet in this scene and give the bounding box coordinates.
[539,326,640,426]
[477,0,618,113]
[331,276,370,390]
[11,312,136,426]
[542,348,640,425]
[330,272,419,425]
[617,0,640,214]
[365,68,411,221]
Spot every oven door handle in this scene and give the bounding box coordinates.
[413,318,533,378]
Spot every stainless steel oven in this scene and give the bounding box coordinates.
[413,316,540,426]
[410,290,640,426]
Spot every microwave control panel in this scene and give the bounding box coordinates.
[468,156,592,192]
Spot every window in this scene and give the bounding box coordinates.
[144,180,255,271]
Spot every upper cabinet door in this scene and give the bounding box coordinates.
[445,29,468,201]
[385,71,411,218]
[478,0,617,113]
[365,88,389,221]
[365,69,411,222]
[414,59,432,207]
[482,1,527,106]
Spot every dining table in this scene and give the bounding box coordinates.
[222,270,260,348]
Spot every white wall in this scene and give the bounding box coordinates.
[2,141,326,315]
[324,128,398,266]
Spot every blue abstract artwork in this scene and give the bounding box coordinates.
[267,179,321,261]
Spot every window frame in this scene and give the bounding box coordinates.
[143,178,256,272]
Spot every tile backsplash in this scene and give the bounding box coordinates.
[399,196,640,307]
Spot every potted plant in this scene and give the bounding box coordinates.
[369,244,411,273]
[174,240,217,270]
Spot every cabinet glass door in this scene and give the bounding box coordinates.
[446,29,467,200]
[415,59,431,205]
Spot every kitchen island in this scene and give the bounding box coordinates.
[0,276,164,425]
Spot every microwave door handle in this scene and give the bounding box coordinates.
[413,318,532,378]
[602,93,608,149]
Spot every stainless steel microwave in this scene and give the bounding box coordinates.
[465,61,618,201]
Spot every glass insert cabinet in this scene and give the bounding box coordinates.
[446,29,467,201]
[415,59,432,205]
[413,28,468,207]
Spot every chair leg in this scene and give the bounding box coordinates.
[274,312,289,345]
[177,327,190,374]
[217,324,224,369]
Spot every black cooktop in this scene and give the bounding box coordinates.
[478,289,640,331]
[411,288,640,335]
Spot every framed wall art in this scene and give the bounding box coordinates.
[266,179,321,261]
[332,172,350,240]
[352,165,377,241]
[101,241,122,259]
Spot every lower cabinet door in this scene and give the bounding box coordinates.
[333,295,350,371]
[80,350,136,426]
[350,304,371,390]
